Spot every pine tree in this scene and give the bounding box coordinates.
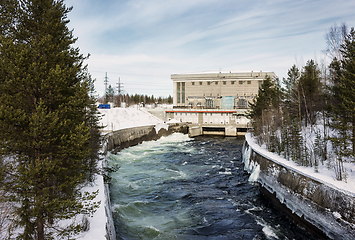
[0,0,100,239]
[167,95,173,104]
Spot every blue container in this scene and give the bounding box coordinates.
[98,104,111,109]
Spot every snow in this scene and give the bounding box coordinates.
[154,122,169,134]
[77,168,106,239]
[245,133,355,197]
[98,107,164,131]
[333,212,342,219]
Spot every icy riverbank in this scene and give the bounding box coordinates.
[243,133,355,239]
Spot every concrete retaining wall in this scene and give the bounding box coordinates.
[243,138,355,239]
[103,123,188,153]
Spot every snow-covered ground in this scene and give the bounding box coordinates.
[98,107,165,132]
[245,133,355,196]
[77,168,106,239]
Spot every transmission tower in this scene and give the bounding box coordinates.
[117,77,124,95]
[104,72,109,94]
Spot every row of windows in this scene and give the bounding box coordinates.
[176,82,185,104]
[191,80,256,86]
[174,112,230,116]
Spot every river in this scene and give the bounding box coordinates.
[108,133,318,240]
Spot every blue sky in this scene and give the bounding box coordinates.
[65,0,355,97]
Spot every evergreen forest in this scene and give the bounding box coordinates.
[101,85,173,107]
[0,0,101,239]
[249,23,355,182]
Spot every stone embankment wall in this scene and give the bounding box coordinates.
[102,123,188,240]
[243,137,355,240]
[103,123,188,153]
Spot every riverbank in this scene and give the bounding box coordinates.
[243,133,355,239]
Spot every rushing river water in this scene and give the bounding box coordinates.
[108,133,318,240]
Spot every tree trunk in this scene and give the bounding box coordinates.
[37,217,44,240]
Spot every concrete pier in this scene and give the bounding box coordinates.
[188,124,249,137]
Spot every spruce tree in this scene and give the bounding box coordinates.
[283,65,301,126]
[105,84,115,104]
[329,27,355,161]
[248,75,280,144]
[0,0,100,239]
[299,60,322,127]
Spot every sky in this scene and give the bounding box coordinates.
[65,0,355,98]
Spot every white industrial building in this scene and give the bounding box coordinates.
[172,71,277,109]
[169,71,277,129]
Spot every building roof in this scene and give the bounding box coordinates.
[171,71,277,81]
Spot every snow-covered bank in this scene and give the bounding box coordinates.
[243,133,355,239]
[245,133,355,196]
[77,162,108,239]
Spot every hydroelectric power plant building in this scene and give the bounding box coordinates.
[168,71,278,136]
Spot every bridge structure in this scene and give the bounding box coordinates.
[188,123,251,137]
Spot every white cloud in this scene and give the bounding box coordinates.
[65,0,355,97]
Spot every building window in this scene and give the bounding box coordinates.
[238,99,249,108]
[199,82,203,85]
[239,81,243,84]
[231,81,235,85]
[182,82,185,103]
[192,82,195,85]
[207,81,211,85]
[259,80,263,88]
[223,81,226,85]
[215,81,218,85]
[177,82,181,103]
[247,81,251,84]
